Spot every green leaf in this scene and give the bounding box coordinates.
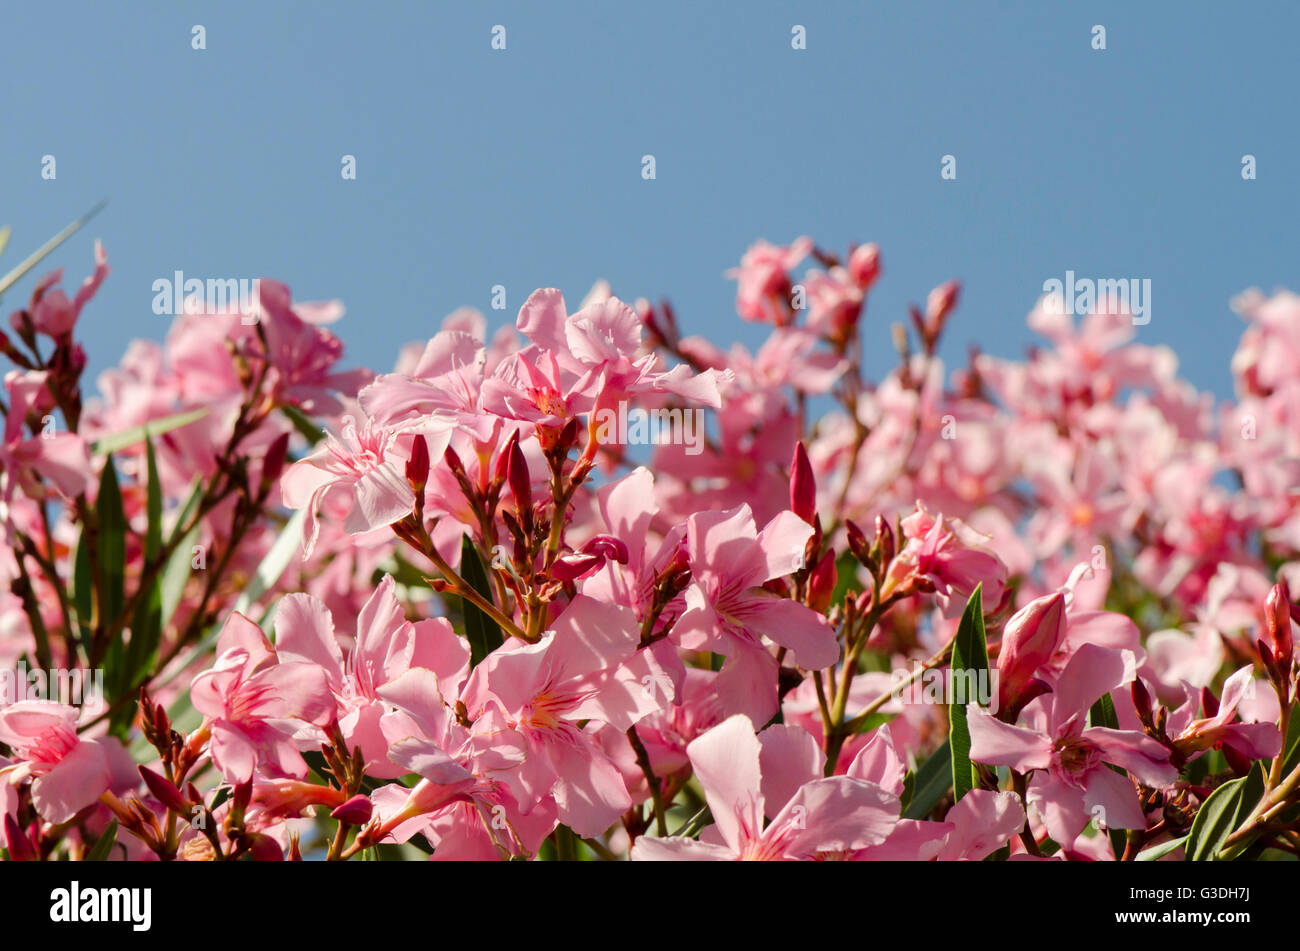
[0,199,108,302]
[948,585,988,803]
[829,550,864,611]
[112,441,165,736]
[902,739,954,820]
[1186,763,1266,861]
[1136,835,1188,862]
[234,508,307,618]
[459,535,503,667]
[70,533,93,660]
[92,407,210,456]
[96,455,128,634]
[281,404,326,446]
[85,820,119,862]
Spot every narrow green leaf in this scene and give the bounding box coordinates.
[459,535,503,667]
[1186,763,1266,861]
[113,441,166,736]
[1136,835,1188,862]
[85,820,119,861]
[902,739,954,820]
[96,456,128,635]
[949,585,988,803]
[829,550,864,611]
[281,404,326,446]
[0,199,108,301]
[70,533,93,660]
[233,508,307,617]
[92,407,209,456]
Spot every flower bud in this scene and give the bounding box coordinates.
[330,794,374,826]
[139,765,191,815]
[245,833,284,862]
[3,814,37,862]
[507,434,532,514]
[808,550,837,614]
[996,592,1066,718]
[789,442,816,525]
[1264,579,1294,672]
[848,243,881,291]
[405,432,431,495]
[845,519,871,566]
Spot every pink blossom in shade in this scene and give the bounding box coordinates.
[967,644,1178,846]
[933,790,1027,861]
[0,702,135,824]
[1169,665,1282,763]
[595,667,727,801]
[189,612,334,785]
[272,574,468,779]
[459,595,671,837]
[725,237,814,325]
[280,411,452,557]
[9,240,109,338]
[675,505,840,725]
[374,668,551,859]
[630,715,897,861]
[882,502,1008,617]
[0,370,93,502]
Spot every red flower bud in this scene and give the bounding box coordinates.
[260,430,291,494]
[809,550,837,614]
[139,765,191,815]
[330,794,374,826]
[495,430,520,486]
[3,814,37,861]
[848,243,881,291]
[506,434,531,514]
[405,433,431,494]
[789,442,816,525]
[1264,579,1294,671]
[846,520,870,565]
[245,833,284,862]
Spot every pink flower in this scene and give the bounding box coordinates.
[676,505,840,724]
[190,612,334,784]
[0,702,134,824]
[273,574,469,778]
[1170,665,1281,762]
[460,595,671,837]
[280,411,452,556]
[9,240,108,338]
[630,715,896,860]
[1,371,92,502]
[967,643,1177,845]
[882,502,1008,616]
[726,237,814,325]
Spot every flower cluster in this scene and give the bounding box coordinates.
[2,233,1298,862]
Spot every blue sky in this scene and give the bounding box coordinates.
[3,1,1297,399]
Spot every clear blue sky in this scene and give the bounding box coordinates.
[4,1,1297,398]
